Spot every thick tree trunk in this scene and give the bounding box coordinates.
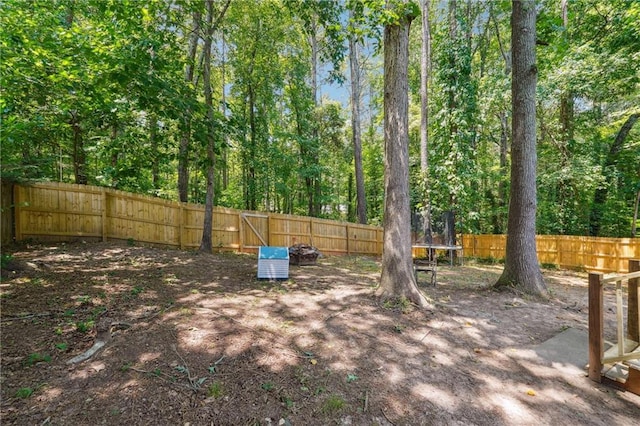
[349,15,367,225]
[377,9,431,309]
[495,0,546,296]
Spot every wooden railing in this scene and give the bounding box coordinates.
[588,259,640,383]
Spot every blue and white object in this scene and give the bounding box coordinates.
[257,246,289,279]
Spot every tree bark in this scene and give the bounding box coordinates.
[494,0,546,296]
[377,7,431,309]
[419,0,432,243]
[199,0,215,253]
[178,8,201,203]
[70,111,87,185]
[349,11,367,225]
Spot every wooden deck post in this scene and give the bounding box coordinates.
[629,259,640,341]
[588,272,604,382]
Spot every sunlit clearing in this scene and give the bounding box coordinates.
[411,383,457,410]
[489,393,535,421]
[139,351,162,363]
[41,387,63,401]
[69,361,106,380]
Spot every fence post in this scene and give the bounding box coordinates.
[268,214,273,246]
[238,212,244,253]
[101,189,108,242]
[179,205,185,250]
[588,272,604,382]
[309,218,314,246]
[13,184,21,242]
[629,259,640,341]
[346,224,350,255]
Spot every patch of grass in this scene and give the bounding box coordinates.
[55,342,68,351]
[127,238,135,246]
[346,373,359,383]
[322,394,346,414]
[120,362,132,372]
[130,286,144,297]
[15,387,34,399]
[207,381,224,398]
[541,262,559,270]
[63,309,75,317]
[24,352,51,366]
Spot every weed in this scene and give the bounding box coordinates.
[152,368,161,377]
[1,253,13,269]
[15,387,34,399]
[120,362,132,372]
[24,353,51,366]
[54,327,63,335]
[63,309,75,317]
[322,394,346,414]
[207,381,224,398]
[92,306,107,316]
[130,286,144,297]
[75,320,94,333]
[55,342,68,351]
[261,382,275,391]
[281,395,294,409]
[127,238,135,246]
[346,373,359,383]
[383,296,412,313]
[393,324,405,333]
[541,262,559,270]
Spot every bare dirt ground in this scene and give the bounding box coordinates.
[1,241,639,425]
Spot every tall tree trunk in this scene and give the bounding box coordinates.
[495,0,546,296]
[589,113,639,236]
[377,7,431,309]
[248,85,257,211]
[178,9,201,203]
[633,189,640,238]
[200,0,230,253]
[420,0,432,243]
[70,111,87,185]
[150,114,160,191]
[349,12,367,225]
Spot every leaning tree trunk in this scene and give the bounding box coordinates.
[494,0,546,296]
[377,7,431,309]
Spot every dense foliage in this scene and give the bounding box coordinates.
[2,0,638,237]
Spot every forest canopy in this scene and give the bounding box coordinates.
[1,0,639,238]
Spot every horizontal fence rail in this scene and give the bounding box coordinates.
[2,182,638,273]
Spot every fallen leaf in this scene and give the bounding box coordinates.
[526,389,536,396]
[310,359,317,365]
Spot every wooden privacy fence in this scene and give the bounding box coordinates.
[3,181,639,272]
[462,234,640,273]
[9,182,383,256]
